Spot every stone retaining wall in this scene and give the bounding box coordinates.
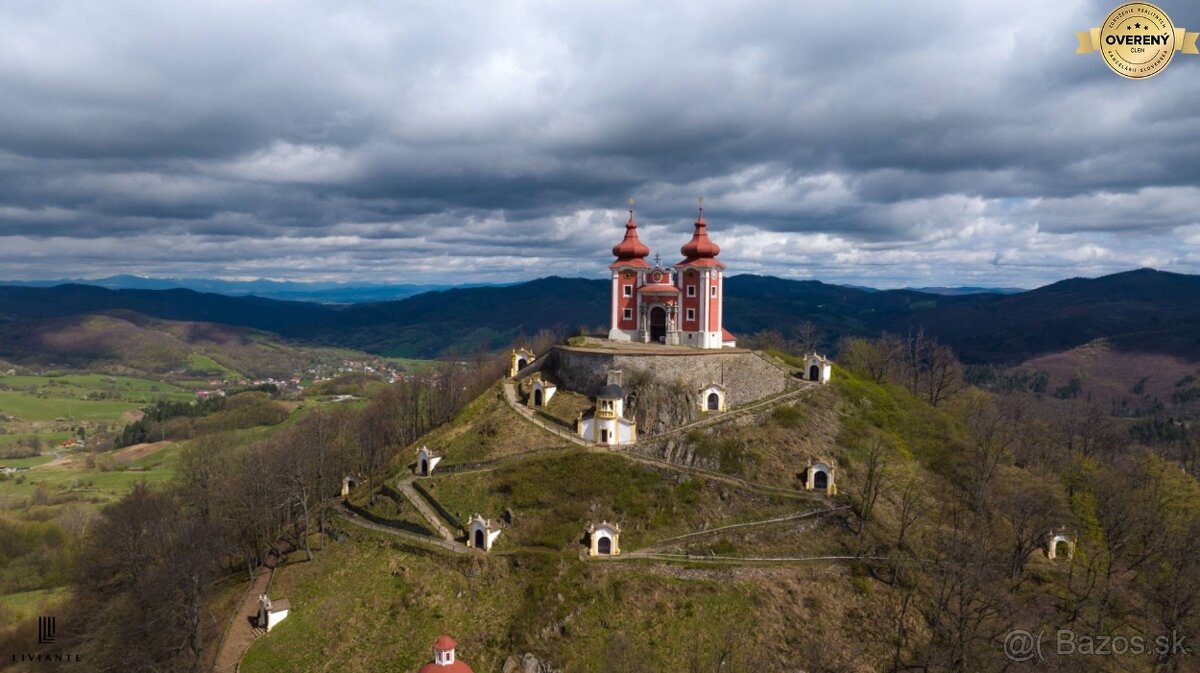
[544,346,792,408]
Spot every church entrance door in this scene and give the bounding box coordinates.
[650,306,667,343]
[809,364,820,381]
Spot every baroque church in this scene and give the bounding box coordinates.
[607,202,736,349]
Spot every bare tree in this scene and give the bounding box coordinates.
[853,436,890,537]
[924,343,962,406]
[838,334,904,384]
[792,320,822,354]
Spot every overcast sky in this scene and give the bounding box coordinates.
[1,0,1198,288]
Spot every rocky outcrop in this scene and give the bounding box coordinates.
[502,652,561,673]
[624,367,698,435]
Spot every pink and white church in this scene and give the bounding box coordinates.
[606,204,736,349]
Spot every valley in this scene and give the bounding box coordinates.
[0,323,437,642]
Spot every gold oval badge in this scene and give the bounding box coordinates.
[1100,3,1176,78]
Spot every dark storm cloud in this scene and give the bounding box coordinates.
[0,0,1197,286]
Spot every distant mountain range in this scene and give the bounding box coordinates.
[841,284,1026,295]
[0,274,1017,303]
[0,274,500,304]
[1,269,1198,364]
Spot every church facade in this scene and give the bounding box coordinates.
[607,204,734,349]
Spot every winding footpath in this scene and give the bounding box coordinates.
[212,552,278,673]
[395,476,456,542]
[501,379,817,500]
[640,505,851,550]
[329,498,471,555]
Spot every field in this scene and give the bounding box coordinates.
[0,373,196,425]
[0,454,55,468]
[0,442,178,507]
[0,391,144,422]
[0,587,70,622]
[186,352,241,378]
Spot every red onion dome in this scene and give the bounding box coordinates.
[433,634,457,651]
[611,210,650,262]
[680,207,721,262]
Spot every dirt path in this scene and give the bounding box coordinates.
[212,555,276,673]
[501,380,815,500]
[637,505,850,551]
[32,449,68,470]
[330,498,472,555]
[396,477,456,542]
[601,552,907,566]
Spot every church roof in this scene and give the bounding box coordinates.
[676,207,726,269]
[610,209,651,268]
[433,634,457,651]
[639,285,680,295]
[597,384,625,400]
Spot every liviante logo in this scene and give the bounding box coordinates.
[38,616,55,644]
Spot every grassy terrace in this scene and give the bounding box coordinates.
[412,384,568,467]
[419,451,807,552]
[532,389,591,430]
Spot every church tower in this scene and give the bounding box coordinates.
[674,201,727,349]
[607,202,651,342]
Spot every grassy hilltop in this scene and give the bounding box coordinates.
[236,343,1200,672]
